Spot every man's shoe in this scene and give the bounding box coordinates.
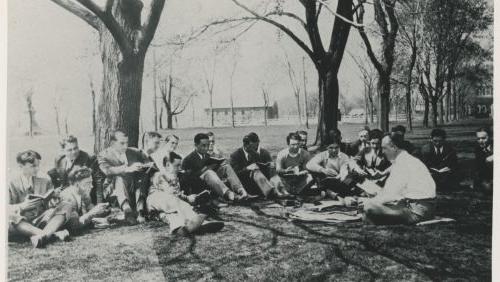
[194,190,212,206]
[194,221,224,234]
[172,226,189,237]
[30,234,49,248]
[124,206,137,225]
[223,190,235,201]
[235,189,248,201]
[53,230,70,242]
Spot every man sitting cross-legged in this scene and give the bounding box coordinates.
[98,131,154,225]
[9,150,73,248]
[306,138,358,199]
[270,132,311,196]
[230,132,284,199]
[351,129,392,187]
[363,133,436,225]
[473,127,493,191]
[59,166,111,231]
[182,133,247,202]
[420,128,458,190]
[149,152,224,235]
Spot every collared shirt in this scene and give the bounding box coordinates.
[19,174,34,193]
[376,151,436,202]
[65,158,75,170]
[276,148,310,171]
[197,152,205,160]
[434,146,443,155]
[243,148,250,161]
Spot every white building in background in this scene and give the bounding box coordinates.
[204,105,278,127]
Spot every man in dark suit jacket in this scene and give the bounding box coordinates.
[47,135,104,204]
[230,132,283,198]
[98,131,153,224]
[420,128,458,190]
[181,133,247,201]
[473,127,493,191]
[347,128,370,157]
[391,125,417,155]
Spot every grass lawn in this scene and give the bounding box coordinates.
[8,119,493,281]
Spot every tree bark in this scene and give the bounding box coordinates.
[159,105,163,129]
[431,97,438,127]
[405,47,417,131]
[315,70,340,145]
[423,96,429,128]
[439,97,445,125]
[378,75,391,132]
[166,107,173,129]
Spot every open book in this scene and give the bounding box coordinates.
[206,157,225,166]
[27,189,56,201]
[356,180,382,196]
[430,167,450,173]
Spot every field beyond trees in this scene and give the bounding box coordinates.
[8,119,492,281]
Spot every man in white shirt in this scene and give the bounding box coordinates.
[363,133,436,225]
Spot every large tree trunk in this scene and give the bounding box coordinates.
[315,70,340,145]
[378,75,391,132]
[94,2,145,153]
[431,97,438,127]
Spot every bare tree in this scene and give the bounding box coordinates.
[229,55,238,128]
[196,0,360,145]
[261,86,270,126]
[159,74,194,129]
[284,53,302,125]
[203,54,218,128]
[25,88,35,137]
[51,0,166,152]
[356,0,399,132]
[349,51,377,124]
[89,76,97,136]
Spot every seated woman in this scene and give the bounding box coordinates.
[9,150,73,248]
[351,129,391,187]
[148,152,224,236]
[60,166,111,231]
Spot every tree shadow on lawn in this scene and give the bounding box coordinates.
[152,189,491,281]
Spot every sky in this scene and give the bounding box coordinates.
[8,0,372,135]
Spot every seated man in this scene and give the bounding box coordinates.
[473,127,493,191]
[271,133,311,195]
[351,129,391,186]
[230,132,284,198]
[48,135,102,204]
[182,133,247,201]
[206,131,249,199]
[363,133,436,225]
[60,166,111,231]
[420,128,458,190]
[306,138,357,198]
[296,130,308,150]
[9,150,73,248]
[148,152,223,235]
[151,134,180,171]
[347,127,370,157]
[391,125,416,155]
[308,128,348,154]
[98,131,153,224]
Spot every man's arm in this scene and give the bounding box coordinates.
[306,152,326,174]
[230,150,247,175]
[97,152,128,176]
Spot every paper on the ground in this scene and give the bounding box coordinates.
[357,180,382,196]
[305,200,345,211]
[287,209,361,223]
[416,217,455,226]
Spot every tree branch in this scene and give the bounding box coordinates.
[51,0,100,30]
[77,0,133,56]
[231,0,315,62]
[140,0,166,53]
[356,2,384,74]
[317,0,364,27]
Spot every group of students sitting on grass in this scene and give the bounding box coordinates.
[8,125,493,248]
